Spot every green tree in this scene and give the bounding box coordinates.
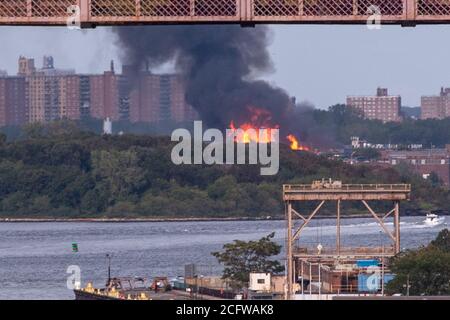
[1,119,450,218]
[91,149,146,202]
[386,229,450,296]
[0,133,6,145]
[212,232,284,289]
[430,229,450,252]
[429,172,443,188]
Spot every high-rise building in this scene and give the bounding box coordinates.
[28,76,77,122]
[347,88,402,123]
[167,75,198,123]
[28,75,62,122]
[89,69,120,121]
[27,75,45,122]
[0,76,27,126]
[128,71,197,123]
[18,56,77,123]
[59,75,81,120]
[129,72,163,123]
[0,56,198,127]
[18,56,36,76]
[79,75,91,119]
[421,87,450,120]
[118,75,131,121]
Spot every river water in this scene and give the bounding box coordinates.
[0,216,447,300]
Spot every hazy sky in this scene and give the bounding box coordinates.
[1,25,450,109]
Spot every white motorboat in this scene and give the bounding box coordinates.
[423,213,445,226]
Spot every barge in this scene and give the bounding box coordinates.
[74,276,192,300]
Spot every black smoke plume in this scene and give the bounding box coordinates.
[114,26,339,148]
[114,25,293,129]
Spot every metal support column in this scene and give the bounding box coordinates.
[26,0,32,17]
[403,0,417,26]
[286,202,293,300]
[394,201,400,253]
[337,199,341,255]
[135,0,141,17]
[301,260,304,295]
[79,0,89,25]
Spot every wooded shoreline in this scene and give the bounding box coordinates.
[0,213,437,223]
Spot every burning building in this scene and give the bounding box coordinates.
[114,25,314,150]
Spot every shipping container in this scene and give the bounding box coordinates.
[356,259,379,268]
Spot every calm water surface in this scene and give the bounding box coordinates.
[0,216,448,299]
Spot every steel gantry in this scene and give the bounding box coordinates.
[283,181,411,299]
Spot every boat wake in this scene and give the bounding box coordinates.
[303,217,447,235]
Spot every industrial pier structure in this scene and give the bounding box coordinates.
[283,181,411,299]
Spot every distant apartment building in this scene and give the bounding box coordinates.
[24,56,78,123]
[128,71,197,123]
[59,75,81,120]
[0,76,27,126]
[90,69,120,121]
[128,72,160,123]
[347,88,402,123]
[79,75,91,119]
[27,75,46,122]
[384,147,450,187]
[27,76,79,122]
[421,87,450,120]
[0,56,198,126]
[168,75,198,123]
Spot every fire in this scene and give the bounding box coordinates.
[228,106,279,144]
[229,121,277,143]
[227,106,311,151]
[287,134,310,151]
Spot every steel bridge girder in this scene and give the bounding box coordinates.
[2,1,450,26]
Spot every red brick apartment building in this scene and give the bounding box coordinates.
[347,88,402,123]
[90,70,120,121]
[129,71,197,123]
[0,56,198,126]
[384,147,450,187]
[0,76,27,126]
[59,75,81,120]
[421,87,450,120]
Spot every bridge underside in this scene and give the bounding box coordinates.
[2,0,450,27]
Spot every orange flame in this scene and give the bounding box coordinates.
[228,106,279,144]
[227,106,311,151]
[229,121,277,143]
[287,134,310,151]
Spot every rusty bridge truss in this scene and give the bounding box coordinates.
[2,0,450,27]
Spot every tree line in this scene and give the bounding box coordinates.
[0,121,449,218]
[301,104,450,147]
